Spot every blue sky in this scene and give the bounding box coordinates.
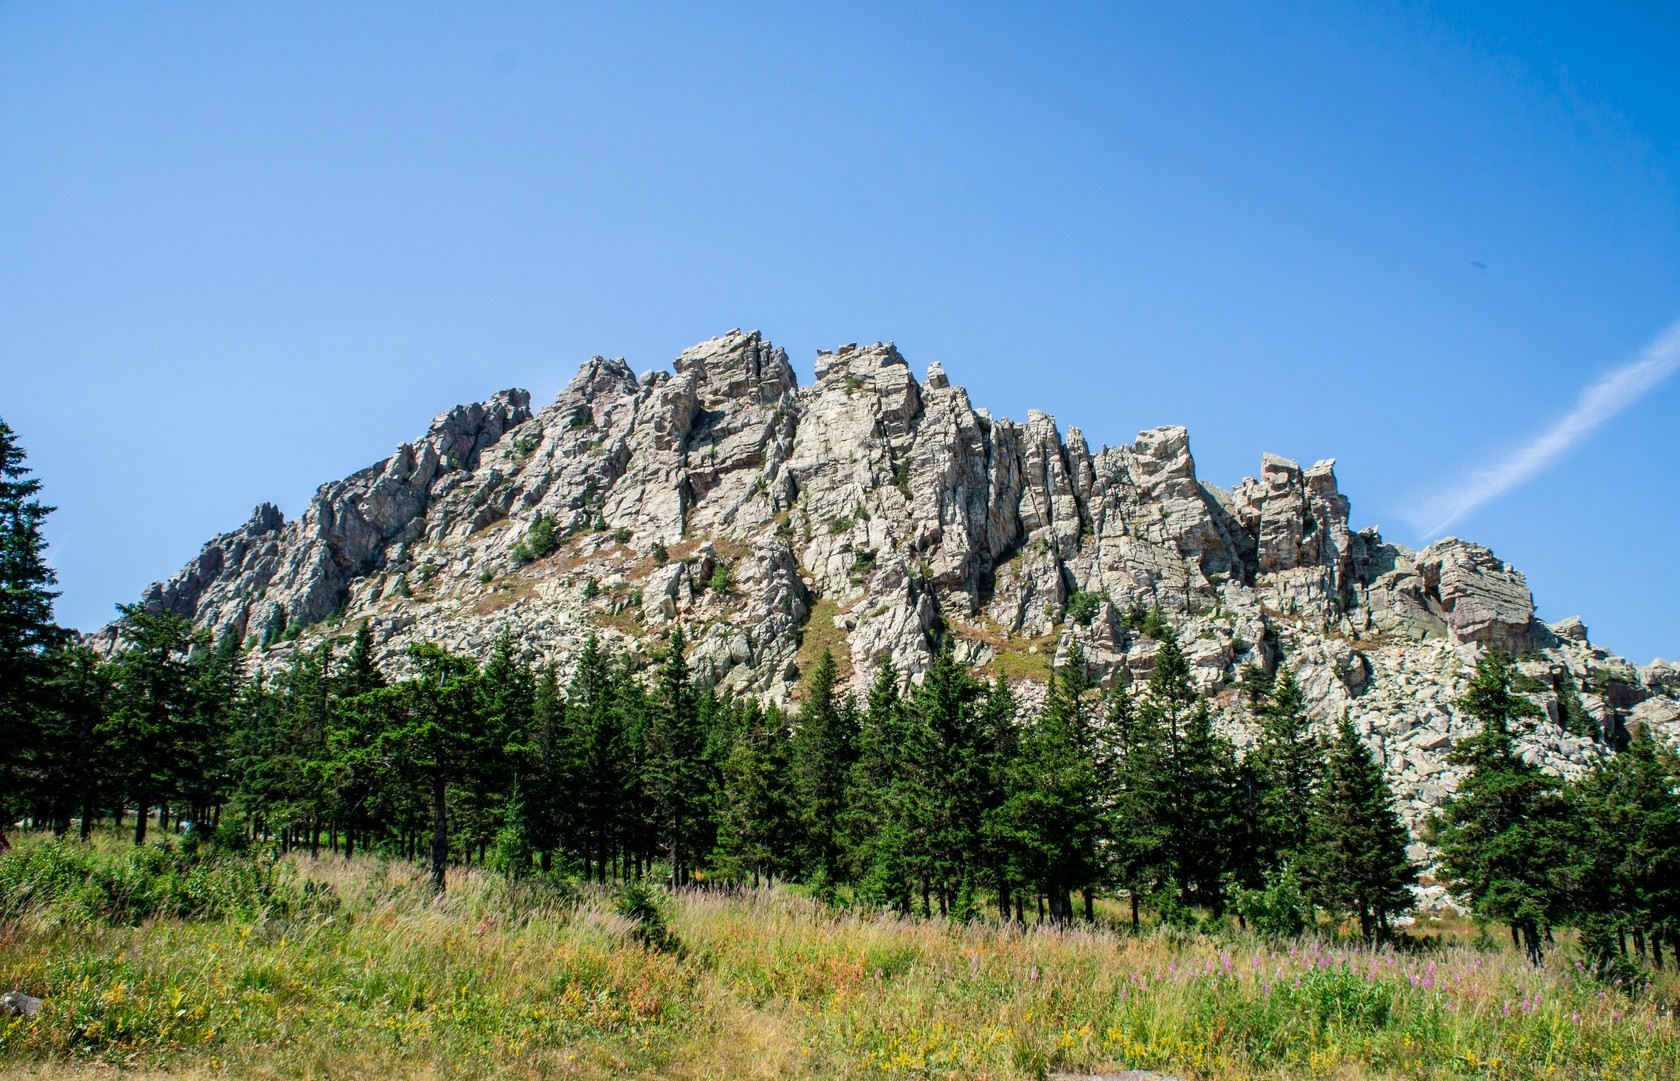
[2,2,1676,663]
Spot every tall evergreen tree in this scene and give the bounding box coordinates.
[102,605,206,843]
[0,419,67,816]
[1302,713,1417,940]
[568,635,626,882]
[381,643,485,892]
[712,698,792,886]
[1001,650,1103,923]
[32,643,111,836]
[1429,649,1566,963]
[790,648,856,885]
[845,661,915,911]
[1248,664,1320,869]
[1561,724,1680,971]
[643,626,709,884]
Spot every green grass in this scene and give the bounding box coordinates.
[2,833,1678,1079]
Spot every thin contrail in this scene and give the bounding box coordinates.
[1413,316,1680,540]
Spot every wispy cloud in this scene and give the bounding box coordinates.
[1411,316,1680,540]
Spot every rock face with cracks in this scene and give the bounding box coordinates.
[108,330,1679,833]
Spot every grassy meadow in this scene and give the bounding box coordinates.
[1,833,1676,1080]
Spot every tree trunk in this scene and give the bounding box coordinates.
[431,773,448,894]
[1131,891,1140,930]
[133,804,148,845]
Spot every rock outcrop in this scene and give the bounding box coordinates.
[111,330,1679,831]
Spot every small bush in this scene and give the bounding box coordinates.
[613,527,632,545]
[1230,865,1309,938]
[513,432,541,457]
[0,837,329,927]
[651,541,669,565]
[707,562,734,594]
[569,407,593,429]
[1065,590,1105,627]
[612,880,680,952]
[582,577,600,599]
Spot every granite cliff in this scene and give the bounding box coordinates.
[110,331,1680,835]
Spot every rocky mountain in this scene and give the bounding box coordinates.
[109,330,1680,832]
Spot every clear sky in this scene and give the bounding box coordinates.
[3,2,1676,663]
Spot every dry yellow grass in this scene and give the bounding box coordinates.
[3,845,1678,1080]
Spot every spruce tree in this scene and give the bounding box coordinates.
[1562,724,1680,972]
[102,605,206,843]
[845,661,915,911]
[568,635,626,882]
[1429,649,1566,963]
[790,648,856,886]
[0,419,67,816]
[382,643,485,892]
[33,643,111,836]
[1302,713,1417,941]
[1249,664,1320,869]
[712,698,792,886]
[643,627,708,884]
[1000,651,1103,923]
[1112,634,1194,920]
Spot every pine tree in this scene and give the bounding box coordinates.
[1429,649,1566,963]
[901,639,988,916]
[844,661,914,911]
[1000,649,1104,923]
[643,627,709,885]
[379,643,485,892]
[568,635,627,882]
[1302,712,1417,941]
[32,643,111,836]
[102,605,206,843]
[1561,724,1680,972]
[0,419,67,816]
[790,648,856,886]
[1173,697,1241,914]
[712,698,792,886]
[525,663,570,872]
[1112,634,1193,920]
[1249,664,1320,868]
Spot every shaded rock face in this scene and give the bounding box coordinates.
[116,330,1677,826]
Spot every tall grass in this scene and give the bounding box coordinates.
[1,833,1675,1079]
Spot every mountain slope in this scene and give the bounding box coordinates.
[110,330,1680,830]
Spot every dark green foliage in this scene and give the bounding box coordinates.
[1429,649,1565,963]
[1229,864,1309,937]
[1122,601,1171,640]
[790,649,856,887]
[1557,724,1680,976]
[1302,713,1417,941]
[651,541,669,565]
[706,561,734,594]
[510,513,560,567]
[1248,664,1319,869]
[1064,590,1105,627]
[569,407,593,429]
[612,879,680,951]
[1556,679,1599,740]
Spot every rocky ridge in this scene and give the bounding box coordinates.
[110,331,1680,833]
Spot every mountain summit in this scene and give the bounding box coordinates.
[113,330,1680,830]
